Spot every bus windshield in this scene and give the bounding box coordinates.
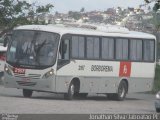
[7,30,60,69]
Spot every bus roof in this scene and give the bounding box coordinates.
[14,24,156,40]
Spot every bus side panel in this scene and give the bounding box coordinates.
[128,62,155,93]
[55,75,119,93]
[56,60,155,93]
[56,60,120,93]
[80,77,118,93]
[131,63,155,78]
[128,78,153,93]
[79,77,101,93]
[55,75,73,93]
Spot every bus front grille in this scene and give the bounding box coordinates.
[14,73,41,79]
[16,81,36,86]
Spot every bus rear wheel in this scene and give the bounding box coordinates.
[74,93,88,98]
[64,82,75,100]
[116,81,127,101]
[107,93,115,100]
[23,89,33,98]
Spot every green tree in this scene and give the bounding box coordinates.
[144,0,160,12]
[144,0,160,31]
[0,0,53,36]
[152,11,160,31]
[80,7,85,13]
[68,11,82,20]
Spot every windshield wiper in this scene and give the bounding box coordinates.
[34,40,47,65]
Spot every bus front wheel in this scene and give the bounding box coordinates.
[23,89,33,98]
[64,82,75,100]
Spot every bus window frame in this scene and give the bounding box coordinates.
[6,30,61,70]
[57,34,71,69]
[60,33,156,63]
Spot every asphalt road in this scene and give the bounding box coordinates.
[0,84,157,114]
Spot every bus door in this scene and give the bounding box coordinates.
[56,35,71,92]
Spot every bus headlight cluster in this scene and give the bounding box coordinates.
[156,92,160,99]
[43,69,54,78]
[4,64,12,76]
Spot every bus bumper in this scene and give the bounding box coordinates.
[155,100,160,108]
[3,73,56,92]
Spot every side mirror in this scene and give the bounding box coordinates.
[62,43,67,53]
[3,34,12,47]
[3,37,9,47]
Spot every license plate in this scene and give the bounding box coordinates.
[13,68,25,74]
[21,78,30,81]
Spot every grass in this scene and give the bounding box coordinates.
[152,65,160,93]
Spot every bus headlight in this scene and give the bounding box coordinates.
[4,65,12,76]
[43,69,54,78]
[156,92,160,99]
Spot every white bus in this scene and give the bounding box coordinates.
[3,24,156,100]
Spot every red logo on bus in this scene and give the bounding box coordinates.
[13,68,26,74]
[119,62,131,77]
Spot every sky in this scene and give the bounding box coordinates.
[26,0,151,13]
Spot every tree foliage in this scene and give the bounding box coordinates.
[144,0,160,32]
[68,11,82,20]
[80,7,85,13]
[144,0,160,12]
[152,12,160,31]
[0,0,53,36]
[153,1,160,11]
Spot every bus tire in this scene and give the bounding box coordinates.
[23,89,33,98]
[115,80,127,101]
[79,93,88,98]
[64,82,75,100]
[107,93,115,100]
[74,93,88,98]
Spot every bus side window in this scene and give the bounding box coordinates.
[59,39,70,60]
[58,39,70,69]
